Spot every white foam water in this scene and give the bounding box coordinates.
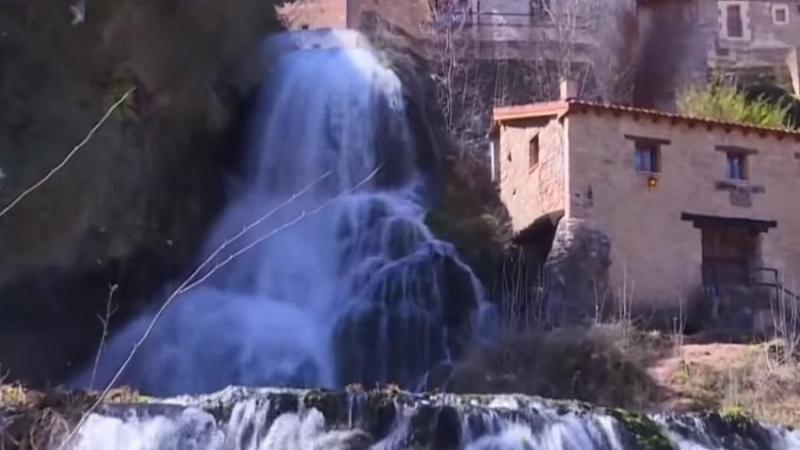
[64,393,800,450]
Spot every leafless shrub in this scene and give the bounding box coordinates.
[671,296,687,361]
[89,284,119,390]
[593,263,637,347]
[28,409,71,450]
[495,248,547,332]
[769,278,800,368]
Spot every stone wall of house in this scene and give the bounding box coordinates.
[280,0,432,36]
[497,116,567,232]
[278,0,348,30]
[347,0,431,37]
[566,111,800,314]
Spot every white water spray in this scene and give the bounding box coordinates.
[64,389,800,450]
[75,29,486,396]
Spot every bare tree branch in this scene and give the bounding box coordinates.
[0,88,135,221]
[56,164,383,450]
[89,284,119,390]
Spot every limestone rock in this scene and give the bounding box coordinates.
[544,218,612,323]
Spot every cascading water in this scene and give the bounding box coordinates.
[62,388,800,450]
[75,29,486,396]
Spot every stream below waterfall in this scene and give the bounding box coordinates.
[61,388,800,450]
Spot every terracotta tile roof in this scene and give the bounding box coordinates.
[491,100,800,141]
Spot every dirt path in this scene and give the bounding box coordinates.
[647,343,755,411]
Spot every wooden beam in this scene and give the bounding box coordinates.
[624,134,672,146]
[715,145,759,155]
[681,212,777,233]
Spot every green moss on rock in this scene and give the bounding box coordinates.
[719,406,751,426]
[611,409,673,450]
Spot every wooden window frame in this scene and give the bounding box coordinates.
[634,144,660,174]
[773,4,790,25]
[724,4,745,39]
[625,135,668,174]
[528,134,540,171]
[726,151,749,181]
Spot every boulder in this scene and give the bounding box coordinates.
[544,219,612,324]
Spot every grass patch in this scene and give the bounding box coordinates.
[667,343,800,428]
[678,82,796,129]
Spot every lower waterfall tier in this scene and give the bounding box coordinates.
[5,387,796,450]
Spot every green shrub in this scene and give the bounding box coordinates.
[678,83,795,129]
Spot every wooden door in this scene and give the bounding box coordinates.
[702,226,756,286]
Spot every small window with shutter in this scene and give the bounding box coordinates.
[726,152,748,180]
[726,4,744,38]
[635,143,660,173]
[773,4,790,24]
[528,135,540,170]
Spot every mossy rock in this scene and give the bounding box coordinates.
[611,409,673,450]
[708,409,764,439]
[303,390,348,425]
[719,406,751,427]
[347,390,398,441]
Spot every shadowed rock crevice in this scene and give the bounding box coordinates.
[0,0,285,385]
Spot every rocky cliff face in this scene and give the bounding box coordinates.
[0,0,285,384]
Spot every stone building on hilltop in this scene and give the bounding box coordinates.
[279,0,634,61]
[280,0,800,103]
[706,0,800,94]
[491,81,800,328]
[278,0,432,39]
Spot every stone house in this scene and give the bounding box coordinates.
[490,84,800,325]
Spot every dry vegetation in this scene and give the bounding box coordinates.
[1,383,147,449]
[450,317,800,427]
[450,324,667,409]
[659,342,800,428]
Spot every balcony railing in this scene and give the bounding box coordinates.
[426,10,591,33]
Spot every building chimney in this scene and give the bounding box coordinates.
[788,47,800,98]
[560,77,579,101]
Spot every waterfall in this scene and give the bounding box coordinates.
[73,29,487,396]
[62,388,800,450]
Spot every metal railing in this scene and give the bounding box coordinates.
[425,10,591,33]
[701,258,751,296]
[751,266,800,304]
[702,262,799,299]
